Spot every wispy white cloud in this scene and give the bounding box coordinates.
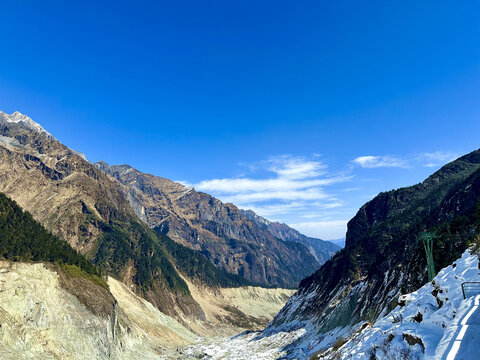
[196,176,350,195]
[193,155,352,226]
[416,151,459,167]
[352,155,407,168]
[242,201,344,218]
[241,202,308,218]
[268,155,326,179]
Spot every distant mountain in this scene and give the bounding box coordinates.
[240,209,340,264]
[94,161,319,288]
[271,149,480,336]
[328,238,345,248]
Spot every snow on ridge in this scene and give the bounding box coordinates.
[0,110,52,136]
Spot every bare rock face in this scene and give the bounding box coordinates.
[0,259,295,359]
[240,209,340,264]
[270,149,480,333]
[95,162,320,288]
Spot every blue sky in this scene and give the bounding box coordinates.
[1,1,479,239]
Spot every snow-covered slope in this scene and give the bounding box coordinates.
[179,249,480,360]
[318,249,480,359]
[0,110,51,136]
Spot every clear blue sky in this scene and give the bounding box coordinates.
[1,1,479,239]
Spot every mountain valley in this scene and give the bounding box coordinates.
[1,110,480,360]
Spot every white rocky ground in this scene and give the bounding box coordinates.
[179,249,480,360]
[0,261,183,359]
[181,275,294,337]
[0,260,293,359]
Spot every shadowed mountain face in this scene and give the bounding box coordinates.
[271,149,480,332]
[240,209,340,264]
[94,162,320,288]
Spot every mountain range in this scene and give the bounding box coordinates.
[0,110,337,321]
[2,109,480,359]
[240,209,339,263]
[93,160,338,288]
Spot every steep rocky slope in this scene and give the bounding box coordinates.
[241,209,339,263]
[95,161,319,288]
[0,259,294,360]
[0,260,196,360]
[0,110,207,320]
[270,148,480,338]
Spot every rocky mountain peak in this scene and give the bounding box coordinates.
[0,110,51,137]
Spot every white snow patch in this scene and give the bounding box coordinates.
[0,110,52,137]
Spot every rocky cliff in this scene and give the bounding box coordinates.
[270,149,480,335]
[0,257,205,360]
[241,209,339,263]
[95,162,319,288]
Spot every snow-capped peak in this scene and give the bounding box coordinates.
[0,110,52,136]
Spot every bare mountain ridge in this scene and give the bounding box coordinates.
[94,161,321,288]
[240,209,340,264]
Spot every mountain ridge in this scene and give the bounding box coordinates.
[240,209,340,263]
[0,111,239,322]
[95,160,321,288]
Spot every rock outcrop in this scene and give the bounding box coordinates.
[241,209,340,263]
[0,261,184,360]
